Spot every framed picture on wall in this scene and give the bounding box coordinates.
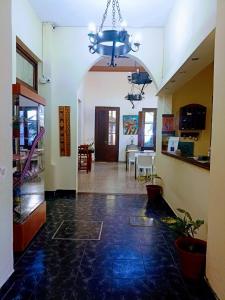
[123,115,138,135]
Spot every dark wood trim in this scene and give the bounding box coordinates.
[55,190,76,199]
[13,83,46,106]
[139,108,157,151]
[16,43,38,92]
[89,66,146,72]
[95,106,120,162]
[161,151,210,170]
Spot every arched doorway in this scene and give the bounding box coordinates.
[76,55,158,193]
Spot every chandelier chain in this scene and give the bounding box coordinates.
[115,0,123,23]
[112,0,116,27]
[100,0,111,31]
[100,0,123,30]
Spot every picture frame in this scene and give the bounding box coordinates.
[123,115,138,135]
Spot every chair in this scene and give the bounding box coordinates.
[127,150,138,172]
[78,144,89,173]
[136,155,154,178]
[126,143,139,171]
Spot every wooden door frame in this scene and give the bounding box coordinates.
[95,106,120,162]
[138,108,157,151]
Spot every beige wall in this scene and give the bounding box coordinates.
[172,63,214,156]
[206,1,225,298]
[157,95,209,240]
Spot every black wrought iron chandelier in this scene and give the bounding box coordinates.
[125,70,152,109]
[88,0,141,67]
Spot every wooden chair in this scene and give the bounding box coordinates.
[78,144,90,173]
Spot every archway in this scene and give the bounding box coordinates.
[76,55,159,193]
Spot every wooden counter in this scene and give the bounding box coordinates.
[161,151,210,170]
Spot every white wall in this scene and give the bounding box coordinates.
[12,0,43,82]
[162,0,217,87]
[80,72,158,161]
[44,26,163,191]
[0,0,14,288]
[206,1,225,298]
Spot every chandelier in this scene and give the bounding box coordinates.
[88,0,141,67]
[125,70,152,109]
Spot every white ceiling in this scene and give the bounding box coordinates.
[28,0,176,27]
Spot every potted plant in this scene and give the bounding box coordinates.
[138,174,163,206]
[161,208,206,281]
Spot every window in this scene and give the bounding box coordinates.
[108,110,117,145]
[138,108,157,151]
[16,44,38,91]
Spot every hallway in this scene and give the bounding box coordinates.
[78,162,147,194]
[1,193,215,300]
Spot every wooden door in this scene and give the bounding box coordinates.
[95,107,120,162]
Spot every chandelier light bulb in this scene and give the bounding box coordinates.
[133,33,141,44]
[88,22,97,33]
[129,35,133,43]
[120,20,127,29]
[98,31,103,38]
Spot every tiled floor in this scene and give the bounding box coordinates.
[0,193,215,300]
[78,162,147,194]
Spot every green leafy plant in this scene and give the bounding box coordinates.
[138,174,162,184]
[161,208,204,238]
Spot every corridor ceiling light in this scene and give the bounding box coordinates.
[88,0,141,67]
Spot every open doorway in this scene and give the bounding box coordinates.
[77,56,158,193]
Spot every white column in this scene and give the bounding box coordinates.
[0,0,14,287]
[39,23,56,191]
[206,1,225,299]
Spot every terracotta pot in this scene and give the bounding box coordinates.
[146,184,162,202]
[175,237,207,281]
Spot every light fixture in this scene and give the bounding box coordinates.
[88,0,141,67]
[125,70,152,109]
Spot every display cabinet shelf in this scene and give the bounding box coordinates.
[12,83,46,252]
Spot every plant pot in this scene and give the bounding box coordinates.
[175,237,207,281]
[146,184,162,203]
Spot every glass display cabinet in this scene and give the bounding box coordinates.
[12,83,46,251]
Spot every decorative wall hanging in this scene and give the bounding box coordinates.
[162,114,175,133]
[59,106,71,156]
[123,115,139,135]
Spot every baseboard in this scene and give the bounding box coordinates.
[45,191,56,200]
[45,190,76,199]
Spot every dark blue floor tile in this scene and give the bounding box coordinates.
[1,194,216,300]
[113,259,145,279]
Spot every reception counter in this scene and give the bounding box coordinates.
[161,151,210,170]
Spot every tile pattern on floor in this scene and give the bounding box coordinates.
[52,220,103,240]
[0,193,216,300]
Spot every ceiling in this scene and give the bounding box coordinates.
[28,0,176,28]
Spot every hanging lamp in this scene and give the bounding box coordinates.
[88,0,141,67]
